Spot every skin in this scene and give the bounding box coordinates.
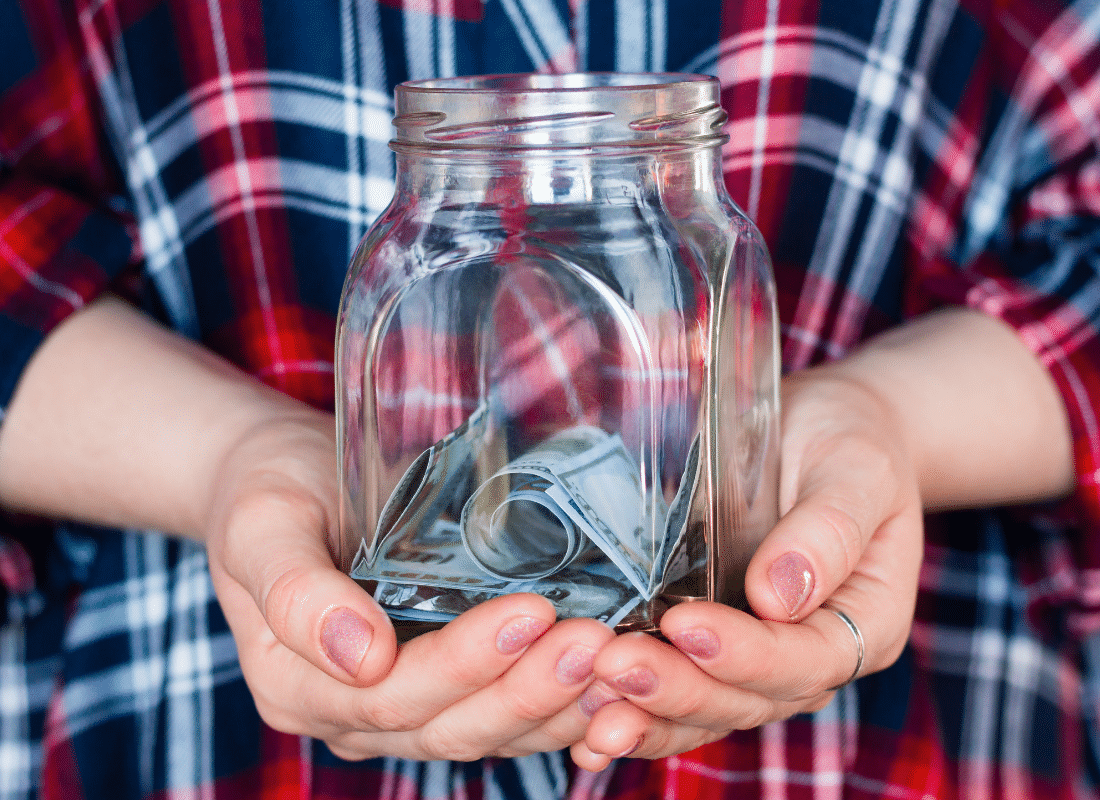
[571,308,1075,768]
[0,298,1075,764]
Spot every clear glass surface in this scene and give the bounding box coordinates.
[336,73,780,637]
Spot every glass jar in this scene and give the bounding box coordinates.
[336,73,780,639]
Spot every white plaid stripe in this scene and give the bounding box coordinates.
[81,25,397,336]
[499,0,575,72]
[0,531,241,800]
[342,0,392,253]
[0,622,40,800]
[960,0,1100,262]
[912,537,1077,800]
[2,1,1094,797]
[403,6,456,80]
[58,535,239,796]
[786,0,954,367]
[78,0,202,337]
[613,0,667,73]
[745,0,781,222]
[201,0,286,376]
[141,77,393,176]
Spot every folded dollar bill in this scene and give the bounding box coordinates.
[352,405,700,622]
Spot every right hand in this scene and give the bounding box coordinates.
[203,411,614,761]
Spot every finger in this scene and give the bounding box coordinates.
[569,741,615,773]
[223,588,560,749]
[449,618,618,758]
[581,696,726,761]
[323,616,610,761]
[590,631,804,731]
[209,487,398,685]
[351,593,559,733]
[214,574,384,740]
[660,584,905,701]
[745,433,913,623]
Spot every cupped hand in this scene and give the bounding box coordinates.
[203,411,614,760]
[571,366,924,769]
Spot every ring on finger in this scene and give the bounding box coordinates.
[825,605,864,690]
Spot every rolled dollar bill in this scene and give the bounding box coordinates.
[460,429,608,580]
[461,425,669,595]
[356,409,700,622]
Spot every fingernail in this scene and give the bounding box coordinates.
[670,627,720,659]
[321,608,373,677]
[608,666,658,697]
[555,645,597,685]
[578,684,619,717]
[496,616,551,655]
[769,551,814,618]
[616,735,643,758]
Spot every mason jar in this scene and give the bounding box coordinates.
[336,72,780,639]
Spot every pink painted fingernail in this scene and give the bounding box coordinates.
[670,627,720,659]
[578,684,620,717]
[769,551,814,618]
[555,645,596,685]
[496,616,551,655]
[616,735,643,758]
[321,608,373,677]
[608,666,658,697]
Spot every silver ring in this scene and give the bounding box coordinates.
[826,606,865,690]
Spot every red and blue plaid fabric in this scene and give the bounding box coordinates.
[3,0,1100,797]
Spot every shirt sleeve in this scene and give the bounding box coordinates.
[909,0,1100,528]
[0,0,138,416]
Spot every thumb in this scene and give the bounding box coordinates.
[742,435,914,623]
[209,488,398,686]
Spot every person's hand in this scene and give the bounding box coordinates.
[203,411,616,761]
[569,366,923,769]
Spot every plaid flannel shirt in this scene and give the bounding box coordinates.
[3,0,1100,798]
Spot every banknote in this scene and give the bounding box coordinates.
[356,519,531,592]
[654,432,701,588]
[545,433,662,597]
[357,409,700,622]
[367,516,628,618]
[373,551,643,627]
[361,405,488,564]
[459,475,588,580]
[461,426,666,597]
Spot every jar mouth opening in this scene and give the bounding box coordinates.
[399,72,714,95]
[393,72,727,152]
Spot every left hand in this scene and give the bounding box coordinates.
[570,365,924,769]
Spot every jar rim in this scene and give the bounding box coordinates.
[392,72,727,152]
[398,72,716,95]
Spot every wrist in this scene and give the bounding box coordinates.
[0,296,336,540]
[187,385,334,542]
[809,308,1074,510]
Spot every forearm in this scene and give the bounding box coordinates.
[817,306,1075,510]
[0,296,326,539]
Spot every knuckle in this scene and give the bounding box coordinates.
[261,566,315,642]
[421,724,486,762]
[734,697,779,731]
[803,693,834,714]
[324,732,385,762]
[814,502,864,572]
[365,695,423,732]
[502,688,552,724]
[495,743,535,759]
[786,668,831,701]
[325,740,366,762]
[659,689,709,722]
[433,654,494,696]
